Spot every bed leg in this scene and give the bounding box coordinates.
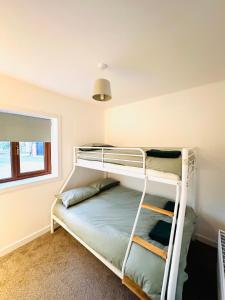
[51,217,54,234]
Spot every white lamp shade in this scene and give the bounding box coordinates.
[92,78,111,101]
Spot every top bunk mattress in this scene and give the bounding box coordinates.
[77,148,182,180]
[53,185,196,299]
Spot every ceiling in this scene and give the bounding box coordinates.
[0,0,224,107]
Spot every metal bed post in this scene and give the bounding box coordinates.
[189,149,197,212]
[160,183,181,300]
[50,164,76,234]
[50,209,55,234]
[167,148,189,300]
[74,146,77,164]
[101,147,104,167]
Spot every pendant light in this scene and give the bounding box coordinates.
[92,63,112,101]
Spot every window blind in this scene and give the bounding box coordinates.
[0,112,51,142]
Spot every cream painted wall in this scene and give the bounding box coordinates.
[105,80,225,244]
[0,74,104,253]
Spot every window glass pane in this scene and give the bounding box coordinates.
[0,141,12,179]
[19,142,45,173]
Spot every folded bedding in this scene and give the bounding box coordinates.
[53,185,196,299]
[146,149,181,158]
[79,143,114,151]
[149,220,172,246]
[164,200,175,212]
[77,147,182,178]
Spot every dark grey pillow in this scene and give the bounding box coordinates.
[90,178,120,192]
[57,186,98,208]
[79,143,114,151]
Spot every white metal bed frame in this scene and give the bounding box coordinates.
[51,146,196,300]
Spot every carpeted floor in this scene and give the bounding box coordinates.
[0,228,217,300]
[0,229,137,300]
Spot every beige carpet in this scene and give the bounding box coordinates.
[0,228,137,300]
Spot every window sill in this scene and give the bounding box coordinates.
[0,173,61,194]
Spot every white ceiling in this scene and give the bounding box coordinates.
[0,0,224,106]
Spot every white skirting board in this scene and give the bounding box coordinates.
[195,233,217,248]
[0,225,50,257]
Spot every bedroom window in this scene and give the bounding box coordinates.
[0,112,52,184]
[0,141,51,183]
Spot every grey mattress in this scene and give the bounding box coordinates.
[53,185,196,300]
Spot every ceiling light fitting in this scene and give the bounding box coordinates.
[92,63,112,102]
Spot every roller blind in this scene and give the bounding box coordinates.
[0,112,51,142]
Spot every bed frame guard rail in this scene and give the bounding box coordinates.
[74,146,146,171]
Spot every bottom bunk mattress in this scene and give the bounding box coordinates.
[53,185,196,300]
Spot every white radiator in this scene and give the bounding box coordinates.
[218,230,225,300]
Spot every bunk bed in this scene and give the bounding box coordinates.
[51,146,196,300]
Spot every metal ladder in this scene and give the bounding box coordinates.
[122,177,181,300]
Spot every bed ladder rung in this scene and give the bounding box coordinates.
[141,203,174,217]
[122,276,151,300]
[132,235,167,260]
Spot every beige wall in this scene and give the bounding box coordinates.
[105,80,225,244]
[0,74,104,253]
